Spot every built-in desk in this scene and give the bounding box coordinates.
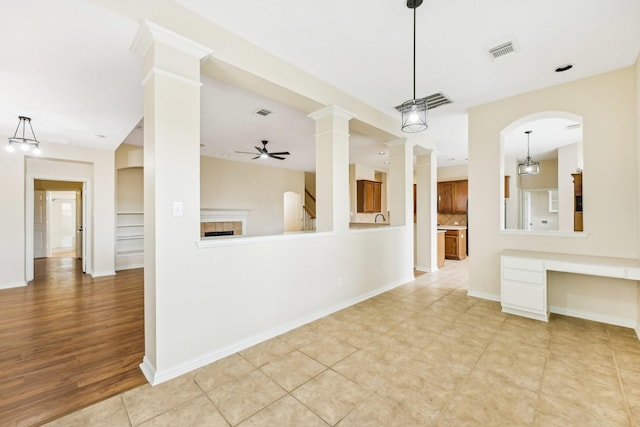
[501,249,640,322]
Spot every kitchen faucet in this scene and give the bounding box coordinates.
[374,213,386,223]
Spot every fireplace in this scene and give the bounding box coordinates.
[200,209,249,238]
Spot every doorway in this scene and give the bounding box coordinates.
[30,179,86,279]
[48,191,79,258]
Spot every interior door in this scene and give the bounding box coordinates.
[75,190,83,260]
[34,190,47,258]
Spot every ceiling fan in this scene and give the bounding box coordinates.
[236,140,290,160]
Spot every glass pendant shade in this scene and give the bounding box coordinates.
[400,0,427,133]
[517,159,540,175]
[7,116,41,154]
[401,98,428,133]
[517,130,539,175]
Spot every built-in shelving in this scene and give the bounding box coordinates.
[115,151,144,271]
[116,212,143,270]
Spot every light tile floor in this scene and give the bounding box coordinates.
[46,259,640,426]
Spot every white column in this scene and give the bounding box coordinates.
[308,106,355,233]
[387,139,415,279]
[131,21,211,383]
[415,150,438,272]
[387,139,414,227]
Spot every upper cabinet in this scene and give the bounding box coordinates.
[438,180,468,214]
[357,180,382,213]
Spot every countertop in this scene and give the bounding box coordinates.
[349,222,390,228]
[437,225,467,230]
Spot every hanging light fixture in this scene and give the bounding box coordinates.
[400,0,428,133]
[517,130,540,175]
[7,116,41,154]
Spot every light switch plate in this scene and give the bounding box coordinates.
[173,202,183,217]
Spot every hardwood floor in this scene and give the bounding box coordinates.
[0,258,145,427]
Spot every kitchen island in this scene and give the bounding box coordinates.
[437,225,467,260]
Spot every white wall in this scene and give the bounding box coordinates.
[0,139,116,288]
[200,156,304,236]
[468,66,638,326]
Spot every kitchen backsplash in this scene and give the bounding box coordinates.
[438,213,467,226]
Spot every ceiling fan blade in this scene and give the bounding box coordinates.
[236,151,258,155]
[269,155,287,160]
[254,146,264,153]
[252,155,261,160]
[268,151,290,156]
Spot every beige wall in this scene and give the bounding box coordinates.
[519,159,558,190]
[35,179,83,191]
[437,164,468,181]
[117,167,143,213]
[200,156,304,236]
[468,66,638,326]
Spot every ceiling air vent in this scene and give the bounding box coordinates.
[488,41,515,59]
[254,108,272,117]
[395,92,452,112]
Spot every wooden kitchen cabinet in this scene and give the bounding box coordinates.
[437,180,468,214]
[444,229,466,260]
[357,180,382,213]
[572,172,583,231]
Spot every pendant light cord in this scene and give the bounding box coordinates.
[412,5,416,100]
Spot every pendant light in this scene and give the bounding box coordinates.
[7,116,41,154]
[517,130,540,175]
[400,0,428,133]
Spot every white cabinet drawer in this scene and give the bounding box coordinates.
[502,280,546,312]
[503,267,544,285]
[503,256,543,272]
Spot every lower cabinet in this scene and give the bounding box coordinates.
[501,256,548,321]
[444,229,466,260]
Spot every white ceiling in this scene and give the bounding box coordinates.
[1,0,639,171]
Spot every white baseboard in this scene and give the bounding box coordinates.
[139,356,157,385]
[91,270,116,278]
[467,290,500,302]
[0,281,27,289]
[115,263,144,271]
[414,265,437,273]
[549,305,636,329]
[144,277,411,386]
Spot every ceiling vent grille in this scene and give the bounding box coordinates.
[395,92,452,112]
[254,108,272,117]
[488,41,515,59]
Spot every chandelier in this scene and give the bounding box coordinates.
[7,116,41,154]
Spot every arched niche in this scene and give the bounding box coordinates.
[499,111,583,233]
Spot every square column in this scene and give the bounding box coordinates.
[388,140,414,227]
[387,139,415,278]
[415,151,438,272]
[131,21,211,383]
[308,106,355,233]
